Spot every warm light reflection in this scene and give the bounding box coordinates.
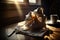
[18,0,24,2]
[20,25,28,30]
[46,20,60,24]
[46,25,56,31]
[31,12,36,18]
[18,21,26,26]
[44,35,50,40]
[46,23,60,40]
[57,20,60,22]
[29,0,36,3]
[7,0,24,3]
[49,34,54,39]
[14,0,23,16]
[18,21,28,30]
[46,24,60,32]
[45,20,53,24]
[40,7,44,14]
[7,0,23,17]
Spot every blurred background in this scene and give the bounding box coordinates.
[0,0,60,40]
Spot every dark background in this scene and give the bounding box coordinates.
[42,0,60,19]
